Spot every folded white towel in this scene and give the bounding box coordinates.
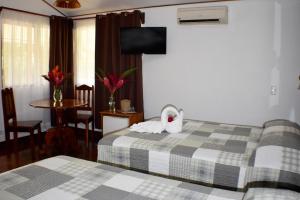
[129,121,164,134]
[161,105,184,134]
[130,104,184,134]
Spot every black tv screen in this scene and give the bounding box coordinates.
[120,27,166,54]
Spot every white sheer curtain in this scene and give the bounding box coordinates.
[0,10,51,139]
[73,19,95,86]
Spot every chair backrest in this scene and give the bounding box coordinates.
[74,84,94,114]
[1,88,17,130]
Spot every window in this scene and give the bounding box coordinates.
[73,19,95,86]
[0,10,50,133]
[2,10,49,87]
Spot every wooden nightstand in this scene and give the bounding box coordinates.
[100,111,144,135]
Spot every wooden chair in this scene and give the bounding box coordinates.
[70,84,94,145]
[1,88,42,149]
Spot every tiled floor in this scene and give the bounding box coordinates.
[0,128,102,173]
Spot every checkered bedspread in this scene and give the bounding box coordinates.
[98,119,263,190]
[0,156,245,200]
[243,188,300,200]
[247,119,300,191]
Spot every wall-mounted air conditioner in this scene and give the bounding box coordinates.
[177,6,228,24]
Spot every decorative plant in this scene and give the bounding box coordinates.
[96,67,136,112]
[42,66,68,102]
[96,67,136,95]
[42,65,65,87]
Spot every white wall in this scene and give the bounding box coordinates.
[142,0,300,126]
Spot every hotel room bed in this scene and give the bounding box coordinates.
[1,155,299,200]
[98,118,263,190]
[98,118,300,192]
[247,120,300,191]
[0,156,245,200]
[243,188,300,200]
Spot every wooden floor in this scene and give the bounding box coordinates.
[0,129,102,173]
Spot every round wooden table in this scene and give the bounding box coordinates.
[30,99,87,128]
[30,99,87,155]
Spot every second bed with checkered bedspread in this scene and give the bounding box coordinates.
[0,156,244,200]
[0,156,299,200]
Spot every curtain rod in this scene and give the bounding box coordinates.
[72,11,145,22]
[69,0,237,18]
[73,17,95,21]
[0,6,49,18]
[72,11,145,24]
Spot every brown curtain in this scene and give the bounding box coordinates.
[95,10,144,128]
[49,16,74,125]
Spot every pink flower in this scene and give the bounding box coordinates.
[116,79,124,89]
[103,77,113,93]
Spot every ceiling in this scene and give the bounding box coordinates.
[1,0,62,16]
[1,0,232,17]
[44,0,227,17]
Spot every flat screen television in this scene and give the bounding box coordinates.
[120,27,166,54]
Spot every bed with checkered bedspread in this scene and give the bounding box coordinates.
[0,156,246,200]
[98,119,263,190]
[247,119,300,191]
[1,156,299,200]
[98,119,300,191]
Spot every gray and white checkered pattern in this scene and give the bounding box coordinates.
[0,173,28,190]
[282,148,300,173]
[248,119,300,190]
[78,167,115,183]
[98,118,263,189]
[169,155,192,180]
[98,145,130,166]
[217,152,245,166]
[164,188,207,200]
[55,162,91,177]
[246,167,280,183]
[98,118,300,191]
[244,188,300,200]
[131,139,157,150]
[0,156,245,200]
[133,180,174,199]
[190,159,215,184]
[152,142,176,152]
[58,178,101,195]
[6,170,73,199]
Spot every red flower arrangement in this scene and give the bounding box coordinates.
[42,66,71,102]
[96,67,136,95]
[96,67,136,112]
[42,65,65,87]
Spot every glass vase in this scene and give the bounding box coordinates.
[53,87,62,103]
[108,94,116,112]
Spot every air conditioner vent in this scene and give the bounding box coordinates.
[177,6,228,25]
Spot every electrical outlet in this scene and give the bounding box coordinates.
[271,85,277,95]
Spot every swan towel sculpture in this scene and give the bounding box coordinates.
[129,105,184,134]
